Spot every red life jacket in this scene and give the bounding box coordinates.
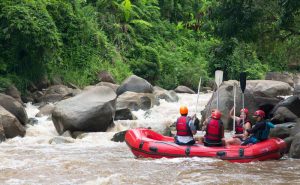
[205,118,223,141]
[235,119,251,134]
[176,116,192,136]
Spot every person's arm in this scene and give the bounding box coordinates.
[242,121,252,139]
[202,118,208,131]
[229,107,240,124]
[188,121,197,135]
[229,107,234,118]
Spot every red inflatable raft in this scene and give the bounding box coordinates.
[125,128,286,163]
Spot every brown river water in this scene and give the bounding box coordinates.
[0,93,299,185]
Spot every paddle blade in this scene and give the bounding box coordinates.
[215,70,223,87]
[240,72,247,93]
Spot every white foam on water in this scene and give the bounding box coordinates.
[81,174,124,185]
[112,93,213,133]
[148,156,220,164]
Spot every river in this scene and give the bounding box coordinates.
[0,93,299,185]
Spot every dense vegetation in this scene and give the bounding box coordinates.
[0,0,299,92]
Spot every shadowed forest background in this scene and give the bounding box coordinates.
[0,0,299,92]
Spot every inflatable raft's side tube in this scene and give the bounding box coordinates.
[125,128,286,163]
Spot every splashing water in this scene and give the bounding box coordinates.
[0,93,299,185]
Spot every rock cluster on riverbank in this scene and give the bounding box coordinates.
[1,72,300,159]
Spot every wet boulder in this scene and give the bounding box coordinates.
[111,130,127,142]
[115,108,135,120]
[52,86,117,135]
[289,133,300,159]
[284,136,294,153]
[5,85,22,103]
[37,85,77,103]
[269,122,296,139]
[290,119,300,137]
[153,86,179,102]
[271,96,300,124]
[293,73,300,95]
[0,93,28,125]
[97,70,116,84]
[0,105,26,138]
[36,103,55,117]
[96,82,119,92]
[246,80,292,97]
[116,75,153,96]
[174,86,195,94]
[116,92,159,111]
[265,72,294,86]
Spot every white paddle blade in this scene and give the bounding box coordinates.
[215,70,223,87]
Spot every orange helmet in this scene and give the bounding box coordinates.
[211,110,221,119]
[240,108,249,115]
[180,106,188,115]
[253,110,265,118]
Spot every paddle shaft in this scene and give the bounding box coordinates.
[215,70,223,110]
[233,84,236,133]
[195,77,202,114]
[240,72,247,126]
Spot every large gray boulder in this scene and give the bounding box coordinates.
[153,86,179,102]
[52,86,117,135]
[0,93,28,125]
[289,133,300,159]
[290,119,300,137]
[265,72,294,86]
[116,75,153,96]
[246,80,292,97]
[37,85,77,103]
[271,96,300,124]
[0,106,26,138]
[284,136,294,153]
[5,85,23,103]
[294,73,300,95]
[174,86,195,94]
[96,82,119,92]
[116,92,159,111]
[201,80,287,129]
[269,122,296,139]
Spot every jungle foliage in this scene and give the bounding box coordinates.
[0,0,299,92]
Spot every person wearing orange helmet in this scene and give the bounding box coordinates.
[203,109,225,147]
[175,106,197,145]
[225,107,252,145]
[241,109,275,145]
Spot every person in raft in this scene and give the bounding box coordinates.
[203,109,225,147]
[225,107,252,145]
[175,106,197,145]
[241,110,275,146]
[201,109,216,131]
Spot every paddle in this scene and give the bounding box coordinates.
[240,72,247,125]
[232,83,237,134]
[195,77,202,114]
[193,77,202,131]
[215,70,223,110]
